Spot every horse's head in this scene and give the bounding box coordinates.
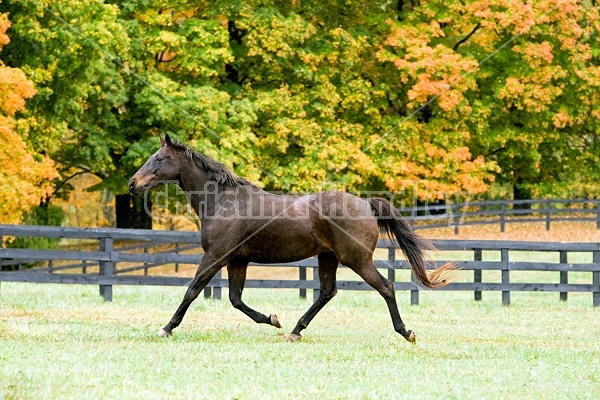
[129,134,182,195]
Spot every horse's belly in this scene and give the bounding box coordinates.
[241,226,326,264]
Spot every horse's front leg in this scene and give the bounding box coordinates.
[158,255,225,337]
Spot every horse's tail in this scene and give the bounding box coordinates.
[368,197,458,289]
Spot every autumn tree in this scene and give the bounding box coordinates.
[0,9,57,224]
[381,0,600,200]
[122,0,499,200]
[1,0,149,226]
[2,0,600,230]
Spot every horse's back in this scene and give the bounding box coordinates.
[204,190,380,264]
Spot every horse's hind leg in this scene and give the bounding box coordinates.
[158,254,224,337]
[227,258,281,328]
[349,259,416,343]
[289,251,339,341]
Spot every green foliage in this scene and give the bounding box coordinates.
[2,0,600,226]
[6,204,65,255]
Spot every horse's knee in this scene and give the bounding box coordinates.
[377,280,396,300]
[385,279,396,292]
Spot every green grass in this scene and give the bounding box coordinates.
[1,282,599,399]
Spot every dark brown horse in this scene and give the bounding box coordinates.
[129,134,455,343]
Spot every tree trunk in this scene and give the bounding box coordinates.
[513,179,532,210]
[397,1,404,20]
[115,194,152,229]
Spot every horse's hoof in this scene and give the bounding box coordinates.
[407,330,416,344]
[157,328,171,338]
[287,333,302,342]
[270,314,282,329]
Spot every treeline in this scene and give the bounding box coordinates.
[0,0,599,228]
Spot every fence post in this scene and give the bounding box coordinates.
[99,237,114,302]
[410,207,416,231]
[299,266,307,300]
[213,269,222,300]
[409,244,419,305]
[560,250,568,301]
[174,243,179,273]
[410,271,419,305]
[474,248,482,301]
[500,204,506,233]
[545,200,551,231]
[0,233,2,294]
[313,266,320,303]
[501,248,510,306]
[596,202,600,230]
[143,245,149,276]
[593,250,599,307]
[453,204,460,235]
[388,245,395,285]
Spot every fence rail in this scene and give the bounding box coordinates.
[1,224,599,306]
[400,198,600,233]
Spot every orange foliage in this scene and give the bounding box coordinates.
[0,65,36,115]
[376,0,600,199]
[379,19,478,113]
[0,12,10,47]
[0,12,58,224]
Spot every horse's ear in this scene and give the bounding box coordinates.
[161,134,173,147]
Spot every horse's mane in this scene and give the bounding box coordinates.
[170,139,254,187]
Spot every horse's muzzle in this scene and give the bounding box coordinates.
[128,178,141,195]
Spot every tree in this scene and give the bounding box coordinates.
[3,0,600,231]
[381,0,600,200]
[0,8,57,224]
[3,0,254,227]
[2,0,173,227]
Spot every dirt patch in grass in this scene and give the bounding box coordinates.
[423,220,600,242]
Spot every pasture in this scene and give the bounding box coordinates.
[1,281,599,399]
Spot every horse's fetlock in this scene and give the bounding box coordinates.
[297,320,308,330]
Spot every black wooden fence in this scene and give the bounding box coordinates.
[1,224,599,306]
[401,198,600,233]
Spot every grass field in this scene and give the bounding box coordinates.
[1,282,599,399]
[2,221,600,399]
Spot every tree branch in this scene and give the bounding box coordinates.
[453,22,481,51]
[52,170,91,195]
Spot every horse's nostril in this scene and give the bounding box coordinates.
[128,179,137,192]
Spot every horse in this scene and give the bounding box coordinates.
[128,134,456,343]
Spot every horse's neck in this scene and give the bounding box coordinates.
[178,166,241,223]
[176,165,207,219]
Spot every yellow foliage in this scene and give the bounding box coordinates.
[0,12,10,48]
[0,117,58,224]
[0,11,58,224]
